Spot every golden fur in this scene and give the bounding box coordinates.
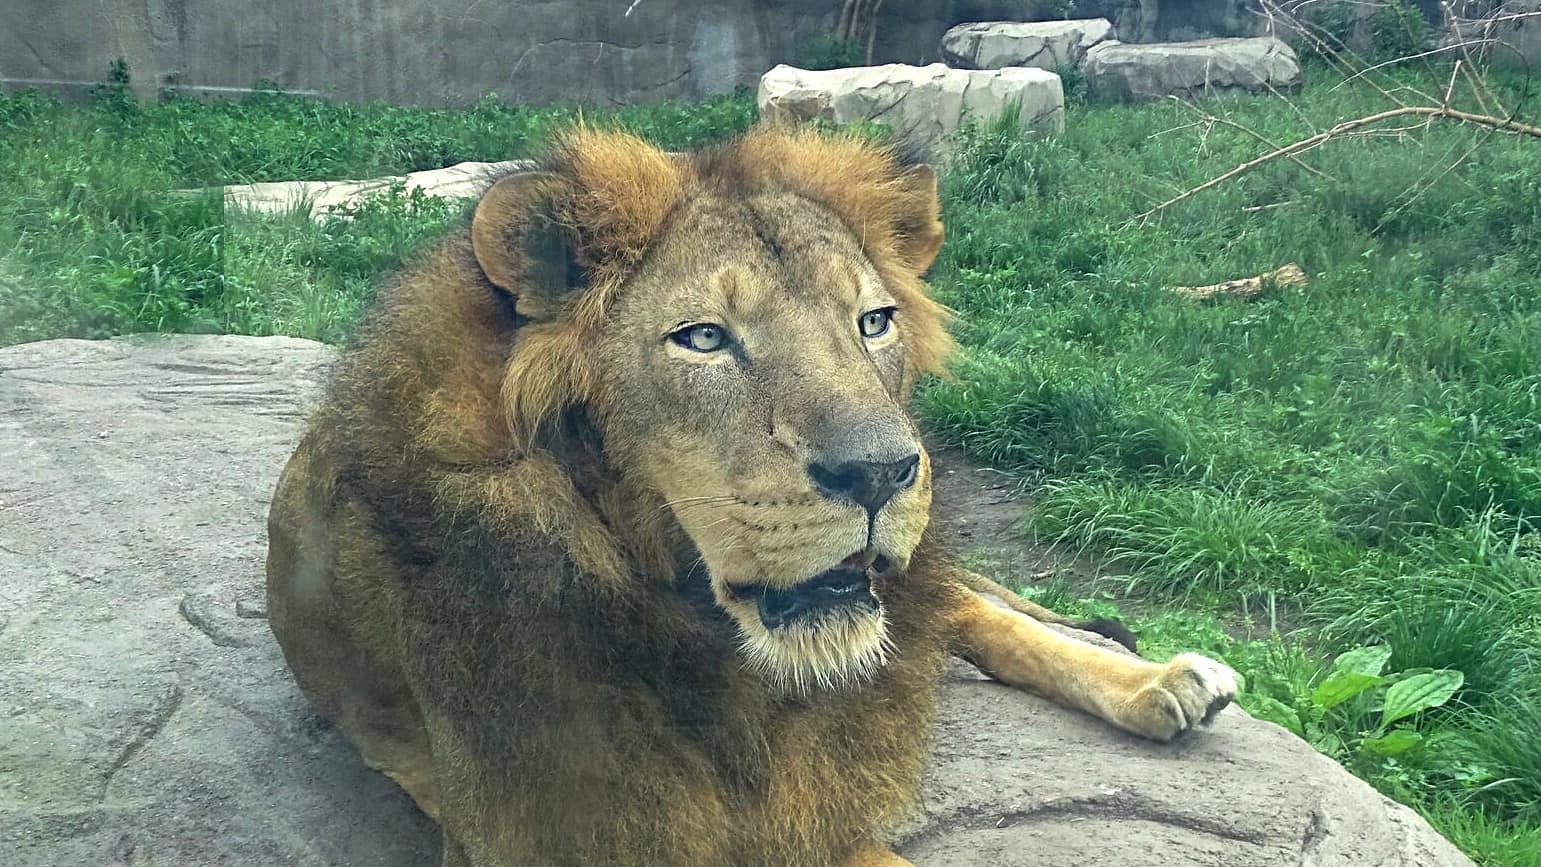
[266,125,1237,867]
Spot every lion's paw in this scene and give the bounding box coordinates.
[1117,653,1238,741]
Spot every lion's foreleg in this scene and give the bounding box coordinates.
[949,568,1138,651]
[950,589,1237,741]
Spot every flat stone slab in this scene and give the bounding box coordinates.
[221,159,531,219]
[941,19,1115,71]
[1082,37,1303,102]
[758,62,1065,155]
[0,335,1472,866]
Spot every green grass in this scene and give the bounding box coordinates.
[3,68,1540,863]
[0,81,755,343]
[925,69,1540,863]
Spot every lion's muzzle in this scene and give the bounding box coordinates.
[754,565,874,629]
[735,552,893,629]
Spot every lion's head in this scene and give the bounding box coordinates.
[469,126,954,692]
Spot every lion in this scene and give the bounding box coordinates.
[265,124,1238,867]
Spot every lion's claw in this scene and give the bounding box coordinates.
[1119,652,1238,741]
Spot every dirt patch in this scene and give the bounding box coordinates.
[927,444,1054,575]
[926,442,1119,592]
[926,442,1170,627]
[928,442,1286,637]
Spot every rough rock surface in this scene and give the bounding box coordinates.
[0,334,1474,867]
[222,159,530,220]
[1082,37,1303,102]
[758,63,1065,155]
[941,19,1115,70]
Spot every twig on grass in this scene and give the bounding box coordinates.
[1173,263,1309,301]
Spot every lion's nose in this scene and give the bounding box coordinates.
[808,453,920,517]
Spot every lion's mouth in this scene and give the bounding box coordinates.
[740,552,890,630]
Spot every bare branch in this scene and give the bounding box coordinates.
[1374,122,1498,233]
[1131,106,1541,224]
[1329,41,1500,93]
[1442,59,1461,110]
[1168,96,1336,180]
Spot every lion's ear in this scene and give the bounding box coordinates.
[890,164,945,274]
[472,172,581,305]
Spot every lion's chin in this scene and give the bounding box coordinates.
[736,605,894,695]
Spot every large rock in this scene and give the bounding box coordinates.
[0,334,1473,867]
[1082,37,1303,102]
[941,19,1115,70]
[758,63,1065,155]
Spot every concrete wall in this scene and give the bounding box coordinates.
[1,0,1077,106]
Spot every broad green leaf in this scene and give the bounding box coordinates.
[1333,645,1392,677]
[1311,670,1383,709]
[1363,729,1424,756]
[1381,670,1464,725]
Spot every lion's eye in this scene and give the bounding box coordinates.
[669,323,728,353]
[859,307,895,339]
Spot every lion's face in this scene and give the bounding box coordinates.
[598,191,933,691]
[472,128,952,692]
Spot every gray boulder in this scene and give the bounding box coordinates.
[757,63,1065,156]
[941,19,1115,70]
[1082,37,1303,102]
[0,334,1473,867]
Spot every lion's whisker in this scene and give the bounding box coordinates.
[657,495,739,515]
